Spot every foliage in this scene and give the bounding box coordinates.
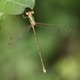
[0,0,80,80]
[0,0,35,14]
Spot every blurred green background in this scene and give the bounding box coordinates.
[0,0,80,80]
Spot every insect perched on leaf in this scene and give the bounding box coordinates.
[8,7,47,73]
[0,0,69,73]
[8,7,69,73]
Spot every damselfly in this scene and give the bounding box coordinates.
[8,7,69,73]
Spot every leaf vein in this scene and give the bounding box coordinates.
[7,0,26,7]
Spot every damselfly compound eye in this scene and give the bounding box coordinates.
[22,7,33,18]
[25,7,32,13]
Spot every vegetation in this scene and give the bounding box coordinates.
[0,0,80,80]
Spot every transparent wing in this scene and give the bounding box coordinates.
[8,22,70,46]
[8,25,31,46]
[35,22,70,36]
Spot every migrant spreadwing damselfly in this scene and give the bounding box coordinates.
[8,7,69,73]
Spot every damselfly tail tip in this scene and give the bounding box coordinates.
[43,68,47,73]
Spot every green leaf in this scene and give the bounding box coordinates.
[0,0,35,15]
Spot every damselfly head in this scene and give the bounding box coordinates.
[25,7,33,13]
[26,11,34,16]
[22,7,34,18]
